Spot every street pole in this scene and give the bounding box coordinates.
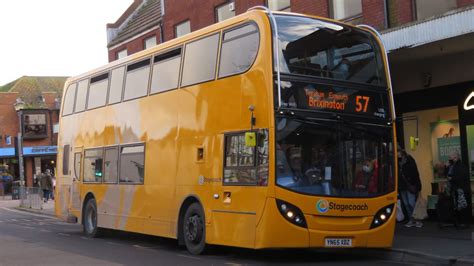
[17,111,25,187]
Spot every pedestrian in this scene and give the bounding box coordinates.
[39,169,53,203]
[446,152,472,228]
[398,149,423,228]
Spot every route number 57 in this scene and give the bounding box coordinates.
[355,96,370,112]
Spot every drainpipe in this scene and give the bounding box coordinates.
[383,0,389,29]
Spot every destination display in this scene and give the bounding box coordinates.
[280,82,390,119]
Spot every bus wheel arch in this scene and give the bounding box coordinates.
[82,193,102,238]
[177,196,206,254]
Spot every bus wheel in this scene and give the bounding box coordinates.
[183,202,206,255]
[83,198,101,238]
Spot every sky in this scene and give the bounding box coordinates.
[0,0,134,86]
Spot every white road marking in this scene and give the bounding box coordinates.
[0,207,59,220]
[177,254,201,260]
[58,233,71,237]
[40,229,52,233]
[22,226,35,230]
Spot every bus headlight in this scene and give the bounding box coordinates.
[276,199,307,228]
[370,204,394,229]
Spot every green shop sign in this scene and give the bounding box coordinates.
[437,136,461,162]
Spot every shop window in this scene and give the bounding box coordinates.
[23,113,47,139]
[267,0,290,11]
[144,36,157,49]
[63,145,70,176]
[87,72,109,109]
[218,24,259,78]
[175,20,191,38]
[416,0,456,20]
[62,83,77,116]
[150,48,182,94]
[74,80,89,113]
[224,130,269,185]
[119,144,145,184]
[216,1,235,22]
[123,58,151,101]
[108,66,125,104]
[104,147,119,183]
[83,149,103,183]
[181,33,219,87]
[74,152,81,180]
[331,0,362,20]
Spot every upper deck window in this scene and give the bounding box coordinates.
[108,66,125,104]
[218,24,259,78]
[150,48,182,94]
[87,73,109,109]
[123,59,151,101]
[181,34,219,87]
[74,80,89,112]
[274,15,386,86]
[62,83,77,116]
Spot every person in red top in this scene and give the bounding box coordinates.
[354,159,378,194]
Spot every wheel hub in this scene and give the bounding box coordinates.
[185,214,202,243]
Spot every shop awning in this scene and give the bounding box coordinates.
[381,6,474,52]
[0,148,16,158]
[23,146,57,157]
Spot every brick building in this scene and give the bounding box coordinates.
[107,0,474,212]
[0,76,66,188]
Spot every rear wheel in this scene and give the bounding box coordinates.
[183,202,206,255]
[83,198,101,238]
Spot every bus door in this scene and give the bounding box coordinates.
[70,147,83,212]
[210,131,269,248]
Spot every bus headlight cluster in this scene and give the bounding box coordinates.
[276,199,307,228]
[370,204,394,229]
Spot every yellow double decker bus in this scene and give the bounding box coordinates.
[56,7,397,254]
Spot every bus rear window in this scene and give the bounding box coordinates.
[275,15,386,86]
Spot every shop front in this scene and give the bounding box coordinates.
[22,146,57,187]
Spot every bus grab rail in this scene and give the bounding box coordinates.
[248,6,282,111]
[357,24,397,121]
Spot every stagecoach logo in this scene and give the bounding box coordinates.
[316,200,369,213]
[316,199,329,213]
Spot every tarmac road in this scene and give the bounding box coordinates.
[0,207,428,265]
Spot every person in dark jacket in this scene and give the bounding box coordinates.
[399,149,423,227]
[447,152,472,228]
[40,169,54,203]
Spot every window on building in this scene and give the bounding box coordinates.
[175,20,191,37]
[74,80,89,113]
[219,24,259,78]
[83,149,103,183]
[117,49,127,59]
[331,0,362,20]
[216,1,235,22]
[144,36,157,49]
[104,147,119,183]
[63,144,70,176]
[223,130,269,186]
[181,33,219,87]
[23,113,47,139]
[119,144,145,183]
[62,83,77,116]
[123,58,151,101]
[87,73,109,109]
[267,0,291,11]
[150,48,182,94]
[108,66,125,104]
[416,0,456,20]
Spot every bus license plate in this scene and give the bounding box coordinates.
[325,238,352,247]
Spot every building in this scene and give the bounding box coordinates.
[107,0,474,213]
[0,76,66,188]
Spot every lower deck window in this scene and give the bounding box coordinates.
[83,149,103,183]
[120,145,145,183]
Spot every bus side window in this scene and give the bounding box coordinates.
[150,48,182,94]
[108,66,125,104]
[218,23,259,78]
[83,149,104,183]
[104,147,119,184]
[223,130,268,186]
[62,145,70,175]
[119,144,145,184]
[88,72,109,109]
[123,58,151,101]
[181,33,219,87]
[74,80,89,113]
[62,84,77,116]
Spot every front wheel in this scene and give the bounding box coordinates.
[83,198,102,238]
[183,203,206,255]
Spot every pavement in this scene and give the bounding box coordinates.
[0,194,473,264]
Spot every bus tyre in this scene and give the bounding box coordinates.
[183,203,206,255]
[83,198,101,238]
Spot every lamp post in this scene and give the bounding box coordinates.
[14,99,25,187]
